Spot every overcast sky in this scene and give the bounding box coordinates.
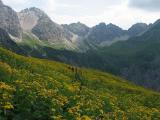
[2,0,160,29]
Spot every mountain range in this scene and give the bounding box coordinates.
[0,0,160,119]
[30,19,160,91]
[0,0,149,51]
[0,43,160,120]
[0,0,21,38]
[0,0,160,92]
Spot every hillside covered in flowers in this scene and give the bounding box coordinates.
[0,47,160,120]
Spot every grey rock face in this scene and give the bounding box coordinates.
[0,28,24,54]
[86,23,128,44]
[0,1,21,38]
[0,0,3,4]
[62,22,90,37]
[128,23,148,37]
[18,8,39,31]
[19,7,73,42]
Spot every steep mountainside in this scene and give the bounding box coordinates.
[0,0,150,51]
[0,0,21,38]
[18,7,79,50]
[0,47,160,119]
[74,19,160,91]
[62,22,90,37]
[128,23,149,37]
[62,22,149,48]
[85,23,129,47]
[0,0,151,52]
[21,19,160,91]
[0,28,24,54]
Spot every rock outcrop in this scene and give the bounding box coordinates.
[0,0,21,38]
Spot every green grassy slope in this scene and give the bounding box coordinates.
[0,47,160,120]
[0,28,25,55]
[19,21,160,91]
[18,32,79,52]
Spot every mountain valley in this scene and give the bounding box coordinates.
[0,0,160,119]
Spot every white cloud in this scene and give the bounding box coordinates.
[2,0,160,29]
[3,0,31,11]
[43,0,56,13]
[4,0,28,4]
[129,0,160,11]
[48,0,160,29]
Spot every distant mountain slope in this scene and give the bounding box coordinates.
[21,19,160,91]
[85,23,129,47]
[0,0,150,51]
[0,28,24,54]
[0,0,157,91]
[0,0,21,38]
[62,22,90,37]
[18,7,79,50]
[87,19,160,91]
[0,47,160,119]
[128,23,149,37]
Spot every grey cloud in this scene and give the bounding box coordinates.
[54,0,124,16]
[129,0,160,11]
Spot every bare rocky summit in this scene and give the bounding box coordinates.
[18,7,74,41]
[0,0,22,38]
[18,7,78,49]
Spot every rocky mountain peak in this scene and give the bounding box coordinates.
[0,0,3,5]
[128,23,148,37]
[19,7,76,49]
[152,19,160,28]
[129,23,148,29]
[0,0,22,38]
[18,8,40,31]
[20,7,48,19]
[62,22,90,37]
[106,23,123,31]
[97,22,106,28]
[19,7,57,31]
[85,22,128,46]
[107,23,115,27]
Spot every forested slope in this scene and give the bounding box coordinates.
[0,47,160,120]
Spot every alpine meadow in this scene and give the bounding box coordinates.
[0,0,160,120]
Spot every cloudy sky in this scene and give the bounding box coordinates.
[2,0,160,29]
